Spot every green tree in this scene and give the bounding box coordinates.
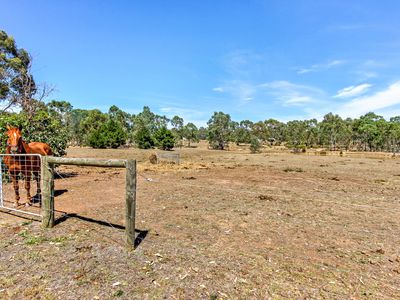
[134,127,154,149]
[171,115,184,146]
[252,121,269,143]
[232,120,253,145]
[285,120,307,149]
[249,136,261,153]
[87,119,127,149]
[207,112,234,150]
[353,112,385,151]
[182,122,199,147]
[79,109,108,145]
[69,109,90,145]
[1,30,36,113]
[109,105,132,131]
[388,116,400,153]
[153,127,175,150]
[319,113,346,150]
[264,119,286,145]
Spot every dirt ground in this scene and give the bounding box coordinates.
[1,142,400,299]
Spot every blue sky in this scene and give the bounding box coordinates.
[2,0,400,126]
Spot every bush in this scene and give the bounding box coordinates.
[134,126,154,149]
[153,127,175,150]
[249,136,261,153]
[87,119,127,149]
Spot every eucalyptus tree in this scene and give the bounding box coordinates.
[264,118,286,145]
[182,122,199,147]
[319,113,346,150]
[171,115,184,146]
[1,30,53,117]
[353,112,385,151]
[388,116,400,153]
[232,120,253,145]
[251,121,269,143]
[108,105,132,132]
[207,111,234,150]
[284,119,318,149]
[79,109,108,145]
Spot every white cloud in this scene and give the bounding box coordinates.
[285,96,313,104]
[337,81,400,117]
[212,80,256,104]
[212,87,224,92]
[296,59,345,74]
[334,83,372,98]
[259,80,324,106]
[214,80,325,108]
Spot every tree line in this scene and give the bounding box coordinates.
[2,29,400,155]
[3,100,400,156]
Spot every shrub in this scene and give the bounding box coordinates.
[249,136,261,153]
[134,126,154,149]
[87,119,126,149]
[153,127,175,151]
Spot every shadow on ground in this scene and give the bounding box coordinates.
[55,213,148,248]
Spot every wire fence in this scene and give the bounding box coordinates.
[0,155,147,248]
[0,154,42,217]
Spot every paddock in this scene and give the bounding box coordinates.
[1,144,399,298]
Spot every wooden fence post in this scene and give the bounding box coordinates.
[41,156,54,228]
[125,159,136,248]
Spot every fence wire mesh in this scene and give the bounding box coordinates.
[0,154,42,217]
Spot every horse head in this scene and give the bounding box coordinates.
[5,125,25,154]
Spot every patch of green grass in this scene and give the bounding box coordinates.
[18,229,47,245]
[18,229,29,238]
[49,235,71,244]
[114,290,124,297]
[25,235,46,245]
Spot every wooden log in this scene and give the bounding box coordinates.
[46,156,126,168]
[41,156,55,228]
[125,159,136,248]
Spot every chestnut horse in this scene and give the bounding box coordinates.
[3,126,52,207]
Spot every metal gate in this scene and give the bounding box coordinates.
[0,154,42,217]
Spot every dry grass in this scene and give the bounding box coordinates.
[1,143,400,299]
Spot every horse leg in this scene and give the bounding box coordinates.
[11,175,20,207]
[24,174,32,206]
[35,170,42,206]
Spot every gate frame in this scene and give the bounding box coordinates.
[0,153,43,218]
[41,156,136,248]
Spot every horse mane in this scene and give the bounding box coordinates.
[19,139,28,154]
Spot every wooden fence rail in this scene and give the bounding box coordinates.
[41,156,136,248]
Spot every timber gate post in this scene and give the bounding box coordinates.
[41,156,55,228]
[125,159,136,249]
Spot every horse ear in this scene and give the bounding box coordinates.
[6,124,11,130]
[18,125,23,132]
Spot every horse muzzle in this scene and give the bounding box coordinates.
[10,146,19,153]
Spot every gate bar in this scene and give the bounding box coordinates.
[41,156,137,249]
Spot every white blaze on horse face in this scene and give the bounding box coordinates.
[10,131,19,152]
